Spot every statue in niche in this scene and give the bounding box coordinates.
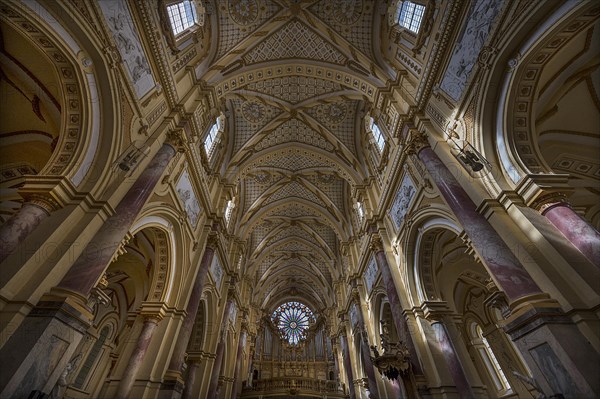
[50,353,82,399]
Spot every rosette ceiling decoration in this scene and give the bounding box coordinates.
[197,0,395,313]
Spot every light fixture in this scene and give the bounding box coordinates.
[115,143,149,176]
[446,126,491,174]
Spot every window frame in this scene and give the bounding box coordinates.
[472,324,513,395]
[397,1,426,34]
[204,115,224,160]
[367,117,386,154]
[166,0,198,37]
[159,0,204,53]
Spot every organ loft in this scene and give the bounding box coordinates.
[0,0,599,398]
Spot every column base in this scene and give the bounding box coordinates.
[0,297,91,398]
[502,303,600,398]
[157,375,185,399]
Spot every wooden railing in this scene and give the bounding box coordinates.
[242,378,347,397]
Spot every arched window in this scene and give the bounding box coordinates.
[472,324,512,394]
[74,326,111,389]
[271,301,315,345]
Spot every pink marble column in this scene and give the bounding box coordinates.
[207,297,235,397]
[430,320,474,399]
[115,316,161,399]
[412,137,542,302]
[230,325,248,399]
[0,135,184,399]
[181,360,200,399]
[167,236,217,375]
[58,138,182,297]
[0,195,58,263]
[371,236,423,376]
[538,198,600,268]
[340,332,356,399]
[350,284,380,398]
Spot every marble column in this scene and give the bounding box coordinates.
[409,135,542,303]
[340,331,356,399]
[350,283,380,398]
[411,133,600,398]
[0,133,184,399]
[115,315,161,399]
[58,136,182,297]
[371,235,422,376]
[0,194,59,263]
[207,296,235,397]
[428,316,474,399]
[535,194,600,268]
[167,235,218,375]
[230,323,248,399]
[180,360,200,399]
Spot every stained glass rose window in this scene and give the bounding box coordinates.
[271,301,315,344]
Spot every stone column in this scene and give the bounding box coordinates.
[230,320,248,399]
[350,282,380,398]
[0,132,184,399]
[339,329,356,399]
[424,305,474,399]
[115,314,162,399]
[410,132,600,397]
[58,134,184,297]
[371,235,422,376]
[167,234,218,375]
[408,134,543,303]
[534,193,600,268]
[180,359,200,399]
[207,294,235,397]
[0,193,60,263]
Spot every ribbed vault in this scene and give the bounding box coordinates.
[203,0,392,313]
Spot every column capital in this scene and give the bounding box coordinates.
[531,191,570,214]
[420,301,452,323]
[164,129,187,153]
[405,131,430,155]
[22,193,62,214]
[206,232,220,250]
[369,233,383,253]
[140,302,168,321]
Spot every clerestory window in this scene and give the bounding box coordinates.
[167,0,198,36]
[369,117,386,152]
[204,117,221,159]
[224,200,234,224]
[356,201,365,221]
[398,1,426,33]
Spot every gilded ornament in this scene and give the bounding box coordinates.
[228,0,260,26]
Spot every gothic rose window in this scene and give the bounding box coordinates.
[272,301,315,344]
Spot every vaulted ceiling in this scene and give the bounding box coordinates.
[196,0,395,313]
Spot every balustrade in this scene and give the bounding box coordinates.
[242,377,346,396]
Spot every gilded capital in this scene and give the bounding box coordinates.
[144,313,163,323]
[369,234,383,253]
[206,233,220,250]
[165,129,187,153]
[531,192,570,214]
[23,193,61,214]
[405,131,430,155]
